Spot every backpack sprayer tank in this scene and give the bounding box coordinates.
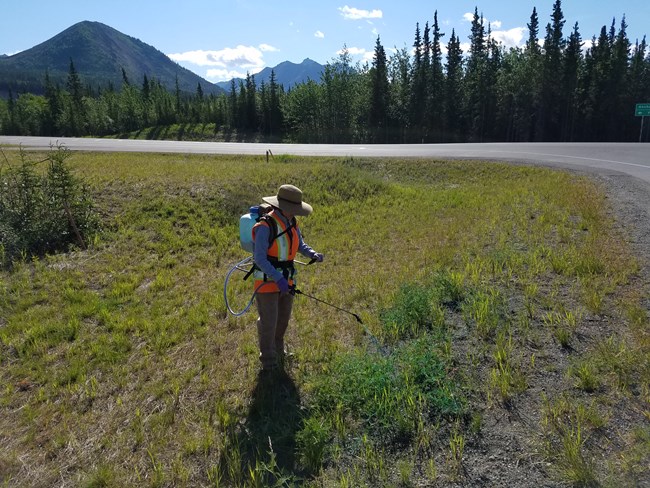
[227,203,275,316]
[239,204,271,252]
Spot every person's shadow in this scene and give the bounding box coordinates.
[241,366,302,474]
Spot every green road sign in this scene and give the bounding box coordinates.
[636,103,650,116]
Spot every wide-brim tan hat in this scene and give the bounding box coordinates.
[262,184,313,216]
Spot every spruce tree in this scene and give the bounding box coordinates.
[465,8,488,141]
[66,59,84,135]
[369,36,389,142]
[523,7,542,140]
[484,24,502,141]
[194,83,205,122]
[229,79,237,128]
[43,71,61,135]
[584,26,613,140]
[259,81,269,135]
[539,0,566,141]
[121,67,130,86]
[141,75,151,127]
[610,17,631,139]
[268,70,283,138]
[562,22,583,141]
[175,76,182,118]
[142,75,150,100]
[410,23,426,141]
[444,30,464,142]
[421,22,432,141]
[628,37,648,141]
[429,11,446,142]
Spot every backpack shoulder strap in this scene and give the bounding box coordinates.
[274,217,296,242]
[259,214,278,248]
[260,214,296,248]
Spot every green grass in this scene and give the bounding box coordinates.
[0,151,648,486]
[541,394,607,485]
[307,333,462,443]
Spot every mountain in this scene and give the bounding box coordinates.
[216,58,324,91]
[0,21,223,97]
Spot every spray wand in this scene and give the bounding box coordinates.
[225,256,386,353]
[291,287,362,324]
[291,286,388,354]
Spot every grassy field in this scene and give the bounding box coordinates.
[0,152,648,487]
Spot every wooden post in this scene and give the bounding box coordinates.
[640,116,646,143]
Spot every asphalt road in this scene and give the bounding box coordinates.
[2,136,649,184]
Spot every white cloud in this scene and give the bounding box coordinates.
[259,44,279,52]
[206,68,252,82]
[168,45,276,82]
[339,46,367,56]
[462,12,525,48]
[338,46,374,62]
[491,27,526,48]
[315,30,325,38]
[339,5,382,20]
[168,46,264,68]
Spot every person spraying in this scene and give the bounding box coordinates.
[251,185,323,371]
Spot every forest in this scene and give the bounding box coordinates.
[1,1,649,143]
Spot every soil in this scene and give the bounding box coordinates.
[436,168,650,487]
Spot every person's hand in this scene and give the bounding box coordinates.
[277,277,290,295]
[313,253,324,263]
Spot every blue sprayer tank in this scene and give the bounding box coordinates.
[239,206,262,253]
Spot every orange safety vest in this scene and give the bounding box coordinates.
[252,210,299,293]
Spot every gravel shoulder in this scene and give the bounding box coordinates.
[557,165,650,315]
[595,171,650,310]
[514,160,650,289]
[446,165,650,487]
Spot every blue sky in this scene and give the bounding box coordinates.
[1,1,649,82]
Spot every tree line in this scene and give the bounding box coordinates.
[1,0,649,143]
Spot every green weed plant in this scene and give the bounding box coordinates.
[307,333,462,448]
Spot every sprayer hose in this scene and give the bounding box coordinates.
[224,255,315,317]
[224,256,261,316]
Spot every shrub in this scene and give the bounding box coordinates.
[0,145,100,266]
